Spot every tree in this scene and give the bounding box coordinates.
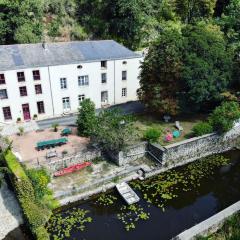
[75,0,165,49]
[173,0,217,23]
[181,23,233,109]
[76,99,96,137]
[209,101,240,133]
[138,24,184,116]
[0,0,44,44]
[92,109,136,152]
[219,0,240,44]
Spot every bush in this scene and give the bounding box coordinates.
[26,168,51,200]
[209,101,240,133]
[35,226,50,240]
[51,123,59,132]
[192,122,213,136]
[144,128,161,143]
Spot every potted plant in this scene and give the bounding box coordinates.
[18,127,24,136]
[62,150,68,157]
[33,114,38,120]
[52,123,59,132]
[16,117,21,123]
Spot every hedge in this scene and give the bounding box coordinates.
[4,151,28,179]
[4,150,51,240]
[192,122,213,136]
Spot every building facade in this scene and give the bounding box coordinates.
[0,40,142,123]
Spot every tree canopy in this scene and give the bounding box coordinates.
[139,22,233,114]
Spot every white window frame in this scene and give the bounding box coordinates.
[78,75,89,86]
[122,88,127,97]
[101,73,107,84]
[78,94,85,104]
[101,91,108,103]
[62,97,70,110]
[60,78,67,89]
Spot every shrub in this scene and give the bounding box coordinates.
[209,101,240,133]
[51,123,59,132]
[26,168,51,200]
[144,128,161,143]
[192,122,213,136]
[35,226,50,240]
[18,126,24,136]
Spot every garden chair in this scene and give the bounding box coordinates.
[175,121,183,131]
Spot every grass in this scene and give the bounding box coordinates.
[200,213,240,240]
[133,113,207,146]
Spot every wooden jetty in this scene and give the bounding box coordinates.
[116,182,140,205]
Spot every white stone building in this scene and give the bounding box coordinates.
[0,40,142,123]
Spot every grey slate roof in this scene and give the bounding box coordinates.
[0,40,141,71]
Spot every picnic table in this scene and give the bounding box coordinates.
[61,128,72,136]
[36,138,68,151]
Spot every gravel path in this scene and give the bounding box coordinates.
[0,181,23,240]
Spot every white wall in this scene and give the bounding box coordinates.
[0,56,142,123]
[48,57,142,115]
[0,67,53,123]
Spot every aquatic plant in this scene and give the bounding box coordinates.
[46,208,92,240]
[94,194,117,206]
[130,155,229,211]
[117,204,150,231]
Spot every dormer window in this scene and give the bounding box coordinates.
[101,61,107,69]
[77,65,83,69]
[122,61,127,65]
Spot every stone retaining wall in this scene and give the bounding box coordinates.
[48,148,101,172]
[107,142,147,166]
[159,123,240,168]
[113,123,240,169]
[173,200,240,240]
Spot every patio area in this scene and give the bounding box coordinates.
[9,127,89,166]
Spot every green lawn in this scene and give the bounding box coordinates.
[133,113,208,146]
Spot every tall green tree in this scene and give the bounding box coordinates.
[139,22,233,114]
[92,109,135,152]
[182,23,233,108]
[0,0,44,44]
[0,0,48,44]
[76,99,96,137]
[173,0,217,23]
[138,23,185,115]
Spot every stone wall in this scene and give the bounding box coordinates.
[48,148,101,172]
[160,124,240,168]
[107,142,147,166]
[110,123,240,168]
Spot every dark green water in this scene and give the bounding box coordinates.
[5,150,240,240]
